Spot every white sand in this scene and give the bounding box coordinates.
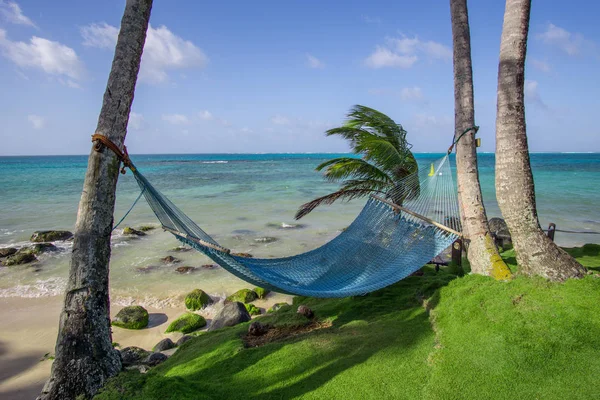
[0,293,290,399]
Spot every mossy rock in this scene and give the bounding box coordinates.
[185,289,213,311]
[2,251,37,266]
[245,303,261,316]
[165,313,207,334]
[226,289,258,304]
[23,243,58,255]
[123,227,146,236]
[112,306,149,330]
[253,287,270,299]
[137,225,156,232]
[267,303,290,313]
[30,230,73,242]
[0,247,17,258]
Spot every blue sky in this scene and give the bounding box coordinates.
[0,0,598,155]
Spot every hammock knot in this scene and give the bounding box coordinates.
[92,133,135,174]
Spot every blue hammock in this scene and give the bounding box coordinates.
[129,155,460,298]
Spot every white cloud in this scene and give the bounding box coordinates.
[524,80,547,109]
[128,112,144,130]
[80,23,208,84]
[0,1,36,27]
[27,114,44,129]
[529,58,550,72]
[364,46,417,69]
[81,23,118,49]
[270,115,290,125]
[537,23,583,56]
[0,29,84,83]
[306,53,324,69]
[198,110,213,120]
[162,114,189,124]
[400,87,424,101]
[365,34,451,69]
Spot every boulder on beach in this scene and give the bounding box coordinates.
[145,352,168,366]
[30,230,73,242]
[152,338,176,352]
[208,302,251,331]
[253,287,270,299]
[245,303,261,316]
[226,289,258,304]
[123,227,146,236]
[2,251,37,266]
[176,335,195,346]
[0,247,18,258]
[185,289,213,311]
[112,306,149,330]
[120,346,151,367]
[165,313,207,334]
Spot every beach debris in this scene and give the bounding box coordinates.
[2,251,37,266]
[245,303,261,316]
[184,289,213,311]
[208,302,251,332]
[248,321,269,336]
[30,230,73,242]
[232,252,253,258]
[267,303,289,313]
[175,266,197,274]
[0,247,17,258]
[226,288,258,304]
[122,227,146,236]
[176,335,195,346]
[297,305,314,319]
[254,236,279,243]
[161,255,180,264]
[165,313,207,334]
[253,287,270,299]
[112,305,149,330]
[153,338,176,352]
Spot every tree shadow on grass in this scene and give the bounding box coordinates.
[111,271,460,399]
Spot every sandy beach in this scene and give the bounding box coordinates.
[0,293,290,399]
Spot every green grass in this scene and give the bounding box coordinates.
[96,246,600,400]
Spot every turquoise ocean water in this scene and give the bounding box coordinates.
[0,153,598,305]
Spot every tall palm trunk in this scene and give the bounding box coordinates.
[495,0,585,281]
[38,1,153,399]
[450,0,511,279]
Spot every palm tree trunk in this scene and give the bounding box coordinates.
[38,1,153,399]
[450,0,511,279]
[495,0,585,281]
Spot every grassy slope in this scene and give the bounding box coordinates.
[96,245,600,400]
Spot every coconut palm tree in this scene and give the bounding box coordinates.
[39,1,153,399]
[450,0,512,279]
[494,0,585,280]
[295,105,418,219]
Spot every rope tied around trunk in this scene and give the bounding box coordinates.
[91,133,135,174]
[448,125,479,154]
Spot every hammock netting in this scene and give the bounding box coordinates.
[130,154,460,298]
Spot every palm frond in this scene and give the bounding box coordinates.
[316,158,392,184]
[295,188,379,220]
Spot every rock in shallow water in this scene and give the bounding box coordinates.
[185,289,213,311]
[30,230,73,242]
[161,255,180,264]
[254,237,279,243]
[2,251,37,266]
[123,227,146,236]
[175,266,197,274]
[0,247,18,257]
[208,302,251,331]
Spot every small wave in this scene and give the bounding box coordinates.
[0,277,67,298]
[202,161,228,164]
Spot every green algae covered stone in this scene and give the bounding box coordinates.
[226,289,258,304]
[253,287,270,299]
[112,306,149,330]
[245,303,261,316]
[185,289,213,311]
[165,313,207,334]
